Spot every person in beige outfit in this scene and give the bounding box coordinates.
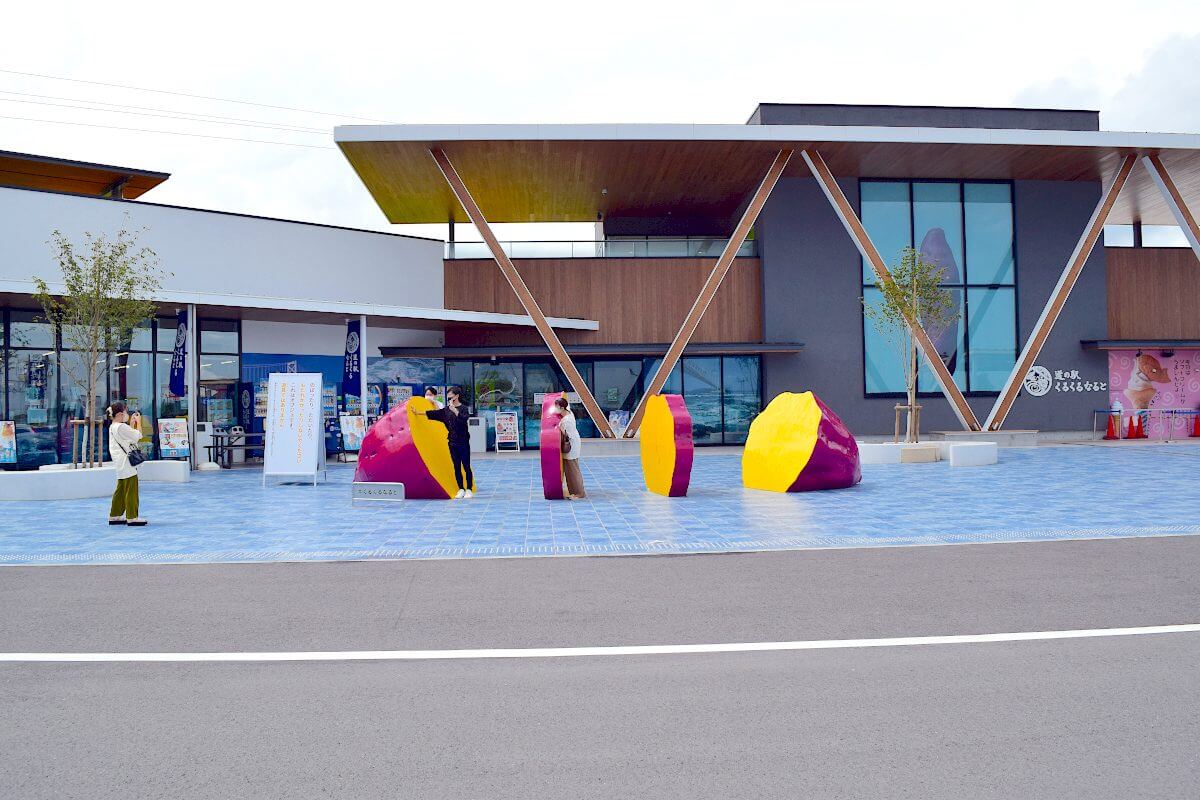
[553,396,586,499]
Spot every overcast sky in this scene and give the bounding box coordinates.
[4,0,1199,242]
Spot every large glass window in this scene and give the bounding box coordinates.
[860,180,1017,396]
[682,357,722,444]
[593,361,640,431]
[721,356,761,444]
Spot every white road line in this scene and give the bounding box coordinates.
[3,624,1199,663]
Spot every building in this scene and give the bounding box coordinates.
[2,104,1199,467]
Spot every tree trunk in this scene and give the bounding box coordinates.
[906,339,918,443]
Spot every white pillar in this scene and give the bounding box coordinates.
[186,304,199,470]
[359,315,368,421]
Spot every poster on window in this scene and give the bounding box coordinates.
[339,414,367,452]
[322,386,338,419]
[254,379,269,418]
[157,418,190,459]
[495,410,520,450]
[0,421,16,464]
[263,373,325,482]
[387,384,413,410]
[367,384,383,417]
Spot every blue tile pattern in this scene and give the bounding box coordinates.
[4,445,1200,565]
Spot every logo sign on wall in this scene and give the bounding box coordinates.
[157,418,190,459]
[0,420,16,464]
[1024,364,1107,397]
[263,372,325,484]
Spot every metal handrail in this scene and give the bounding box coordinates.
[445,239,758,259]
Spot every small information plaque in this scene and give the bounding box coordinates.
[351,481,405,504]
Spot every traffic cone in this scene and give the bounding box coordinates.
[1103,414,1119,440]
[1134,414,1148,439]
[1126,416,1137,440]
[1190,414,1200,438]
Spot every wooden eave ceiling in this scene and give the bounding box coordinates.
[0,151,169,198]
[338,138,1200,227]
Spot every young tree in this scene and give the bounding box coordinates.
[33,224,165,467]
[862,247,959,443]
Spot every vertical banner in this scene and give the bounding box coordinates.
[263,373,325,484]
[168,309,188,398]
[342,320,361,401]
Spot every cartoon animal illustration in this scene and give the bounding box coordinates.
[1124,353,1171,409]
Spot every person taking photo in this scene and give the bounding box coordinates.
[107,402,148,526]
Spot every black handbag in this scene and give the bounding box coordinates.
[118,438,147,467]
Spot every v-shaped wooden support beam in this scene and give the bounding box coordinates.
[1141,154,1200,261]
[429,147,616,438]
[623,148,793,438]
[803,148,981,431]
[983,154,1137,432]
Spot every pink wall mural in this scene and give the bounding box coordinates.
[1108,350,1200,437]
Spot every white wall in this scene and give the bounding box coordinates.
[0,187,444,308]
[241,320,441,356]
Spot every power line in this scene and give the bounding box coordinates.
[0,113,336,149]
[0,89,329,133]
[0,67,393,123]
[0,95,329,136]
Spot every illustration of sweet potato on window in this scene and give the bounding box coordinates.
[1124,353,1170,409]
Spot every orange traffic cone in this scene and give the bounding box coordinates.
[1134,414,1148,439]
[1190,413,1200,438]
[1126,416,1137,440]
[1103,414,1119,440]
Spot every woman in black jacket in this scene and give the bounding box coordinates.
[425,386,474,498]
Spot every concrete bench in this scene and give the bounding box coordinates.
[1,466,117,501]
[946,441,998,467]
[139,460,191,483]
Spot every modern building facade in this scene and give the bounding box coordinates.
[2,103,1199,467]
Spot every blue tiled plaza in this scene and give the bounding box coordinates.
[5,443,1200,565]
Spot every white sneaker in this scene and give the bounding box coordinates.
[454,489,466,499]
[464,490,473,499]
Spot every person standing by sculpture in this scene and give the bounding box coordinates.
[554,396,586,499]
[425,386,473,498]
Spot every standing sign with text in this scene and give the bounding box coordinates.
[157,418,191,459]
[0,421,15,464]
[495,409,520,451]
[263,372,325,484]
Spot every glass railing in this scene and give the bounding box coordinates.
[445,238,757,259]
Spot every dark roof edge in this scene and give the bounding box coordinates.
[0,183,443,243]
[749,102,1102,115]
[0,148,170,180]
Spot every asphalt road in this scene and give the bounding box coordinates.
[3,537,1199,798]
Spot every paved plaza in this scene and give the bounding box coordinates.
[5,442,1200,565]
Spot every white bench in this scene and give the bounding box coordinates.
[138,460,191,483]
[946,441,997,467]
[1,466,117,501]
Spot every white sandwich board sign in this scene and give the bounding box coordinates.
[263,372,326,485]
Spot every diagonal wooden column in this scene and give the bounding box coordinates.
[984,153,1136,432]
[802,148,981,431]
[623,148,793,438]
[429,147,615,438]
[1141,154,1200,260]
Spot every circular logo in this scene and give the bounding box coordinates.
[1023,365,1053,397]
[241,389,251,411]
[174,323,186,349]
[346,331,360,354]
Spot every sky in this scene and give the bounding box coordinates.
[3,0,1199,243]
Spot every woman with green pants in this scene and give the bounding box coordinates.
[107,402,147,526]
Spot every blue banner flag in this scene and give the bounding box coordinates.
[342,319,361,398]
[168,309,187,397]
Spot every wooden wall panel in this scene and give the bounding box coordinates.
[1106,247,1200,339]
[444,257,762,347]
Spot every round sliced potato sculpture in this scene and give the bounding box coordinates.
[353,395,473,499]
[639,394,694,497]
[539,392,566,500]
[742,391,861,492]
